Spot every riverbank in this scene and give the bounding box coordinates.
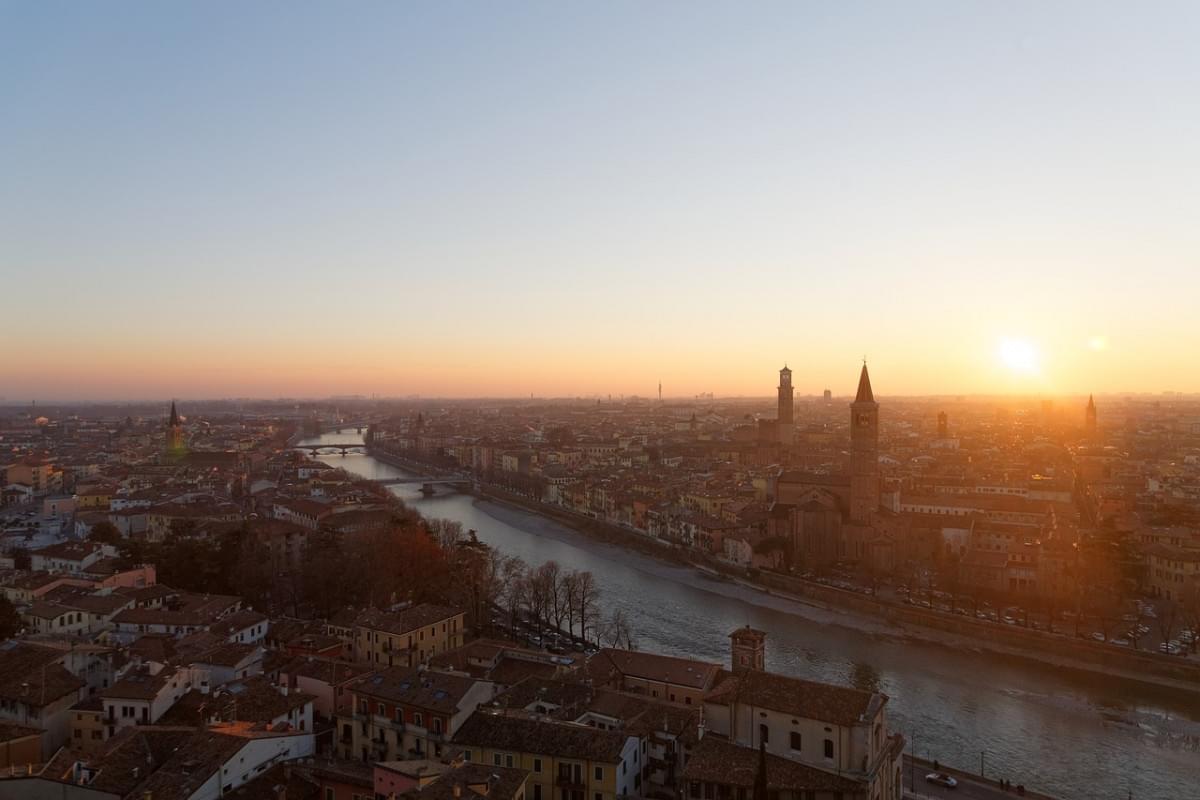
[471,484,1200,694]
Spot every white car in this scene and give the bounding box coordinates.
[925,772,958,788]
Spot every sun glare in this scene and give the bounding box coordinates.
[997,338,1040,374]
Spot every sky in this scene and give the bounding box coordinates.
[2,2,1199,401]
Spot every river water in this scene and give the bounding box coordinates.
[301,432,1200,800]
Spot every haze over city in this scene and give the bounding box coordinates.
[5,2,1200,400]
[5,5,1200,800]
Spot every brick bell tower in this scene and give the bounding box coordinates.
[730,626,766,672]
[777,365,794,445]
[849,362,879,525]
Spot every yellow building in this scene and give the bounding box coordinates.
[1147,544,1200,602]
[453,713,642,800]
[352,604,466,667]
[68,697,108,754]
[76,487,113,510]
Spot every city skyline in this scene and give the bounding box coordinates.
[6,2,1200,398]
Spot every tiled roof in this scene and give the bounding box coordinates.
[348,666,480,712]
[681,735,863,793]
[595,648,720,690]
[453,712,629,763]
[704,670,881,727]
[0,641,84,706]
[355,604,463,636]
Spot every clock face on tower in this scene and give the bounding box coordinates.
[857,413,873,428]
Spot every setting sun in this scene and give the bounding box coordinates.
[997,338,1040,375]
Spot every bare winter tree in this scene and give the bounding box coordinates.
[571,570,600,646]
[427,518,465,549]
[562,570,579,638]
[542,561,568,632]
[1156,600,1179,649]
[528,562,558,634]
[599,608,636,650]
[502,557,529,632]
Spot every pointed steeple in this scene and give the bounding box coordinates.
[854,362,875,404]
[168,400,180,427]
[1087,394,1095,412]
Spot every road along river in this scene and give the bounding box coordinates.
[301,432,1200,800]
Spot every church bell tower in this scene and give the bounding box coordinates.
[777,365,794,445]
[849,363,879,524]
[166,400,184,457]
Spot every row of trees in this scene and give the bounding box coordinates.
[89,504,637,650]
[428,520,635,649]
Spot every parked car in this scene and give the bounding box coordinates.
[925,773,958,788]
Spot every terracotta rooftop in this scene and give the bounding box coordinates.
[452,712,629,763]
[682,735,863,793]
[704,670,883,727]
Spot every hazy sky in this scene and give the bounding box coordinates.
[3,2,1198,400]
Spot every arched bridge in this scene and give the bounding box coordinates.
[374,476,473,486]
[323,420,373,433]
[293,444,370,456]
[376,475,474,496]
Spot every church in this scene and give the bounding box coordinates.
[769,363,896,570]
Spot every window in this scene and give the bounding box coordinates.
[533,786,541,800]
[790,732,801,750]
[377,703,385,716]
[759,724,769,744]
[824,739,834,759]
[494,754,503,767]
[594,767,603,781]
[415,712,423,727]
[506,755,514,768]
[325,789,335,800]
[433,718,443,734]
[533,758,542,773]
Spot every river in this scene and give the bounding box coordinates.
[300,431,1200,800]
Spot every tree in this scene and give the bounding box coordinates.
[570,570,600,645]
[88,521,122,545]
[1156,600,1179,649]
[599,608,635,650]
[528,563,558,634]
[503,564,529,633]
[230,534,274,611]
[561,570,579,637]
[11,548,30,571]
[0,597,20,640]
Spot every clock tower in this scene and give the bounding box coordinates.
[849,363,879,525]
